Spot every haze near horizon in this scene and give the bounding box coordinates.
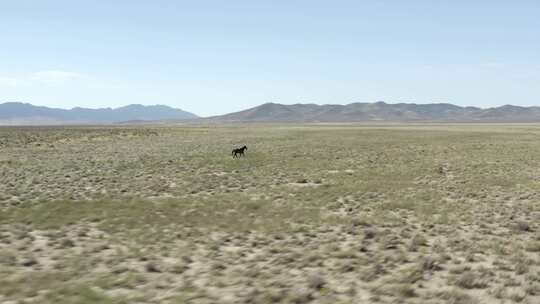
[1,1,539,116]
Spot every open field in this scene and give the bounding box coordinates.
[2,124,540,303]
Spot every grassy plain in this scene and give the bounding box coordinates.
[1,124,540,303]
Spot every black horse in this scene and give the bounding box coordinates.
[232,145,247,158]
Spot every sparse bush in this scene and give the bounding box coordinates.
[408,234,427,251]
[489,285,507,299]
[286,288,312,304]
[453,271,488,289]
[420,255,443,272]
[372,283,416,298]
[145,261,162,273]
[307,274,326,290]
[363,228,377,239]
[526,283,540,296]
[360,263,386,282]
[436,289,476,304]
[20,256,38,267]
[0,251,17,266]
[168,262,188,274]
[396,266,424,284]
[59,238,75,248]
[515,221,531,232]
[449,265,471,275]
[509,291,527,302]
[525,241,540,252]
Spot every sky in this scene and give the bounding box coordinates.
[1,0,539,117]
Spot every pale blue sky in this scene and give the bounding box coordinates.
[1,0,539,116]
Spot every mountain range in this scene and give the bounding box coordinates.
[2,101,540,125]
[206,102,540,123]
[0,102,197,125]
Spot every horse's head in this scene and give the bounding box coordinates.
[243,145,248,150]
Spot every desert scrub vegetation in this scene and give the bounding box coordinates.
[2,123,540,303]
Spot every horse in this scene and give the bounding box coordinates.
[232,145,247,158]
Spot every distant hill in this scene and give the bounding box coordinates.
[4,101,540,125]
[0,102,198,125]
[206,102,540,123]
